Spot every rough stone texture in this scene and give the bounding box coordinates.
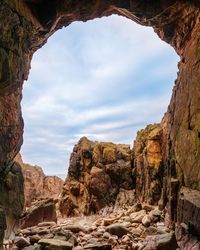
[59,137,134,216]
[142,231,178,250]
[177,187,200,239]
[0,206,6,248]
[38,238,72,250]
[15,154,64,207]
[84,244,111,250]
[19,198,57,229]
[14,236,30,248]
[114,189,136,209]
[0,161,24,239]
[105,224,128,238]
[156,231,178,250]
[133,124,164,205]
[12,204,161,250]
[0,0,199,243]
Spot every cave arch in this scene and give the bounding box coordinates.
[0,0,200,237]
[21,14,178,177]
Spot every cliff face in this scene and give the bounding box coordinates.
[0,0,199,243]
[0,161,24,238]
[133,124,163,206]
[15,154,64,207]
[59,127,165,216]
[59,137,134,216]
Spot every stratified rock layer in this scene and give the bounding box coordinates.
[15,154,64,207]
[59,137,134,216]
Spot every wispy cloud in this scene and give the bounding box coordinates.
[21,15,179,176]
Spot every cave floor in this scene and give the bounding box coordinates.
[4,204,183,249]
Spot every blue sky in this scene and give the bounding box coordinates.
[21,15,179,177]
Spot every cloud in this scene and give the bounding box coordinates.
[21,15,179,177]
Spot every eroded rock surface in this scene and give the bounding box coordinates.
[15,154,64,207]
[133,124,164,205]
[19,198,57,229]
[176,187,200,248]
[59,137,134,216]
[0,161,24,239]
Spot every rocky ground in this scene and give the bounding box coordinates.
[3,203,180,250]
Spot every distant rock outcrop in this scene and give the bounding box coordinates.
[15,154,64,207]
[19,198,57,229]
[59,137,135,216]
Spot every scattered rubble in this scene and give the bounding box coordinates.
[4,205,178,250]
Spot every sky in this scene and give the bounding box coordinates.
[21,15,179,178]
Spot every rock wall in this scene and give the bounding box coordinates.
[0,0,199,242]
[15,154,64,207]
[0,161,24,239]
[133,124,164,205]
[59,126,165,216]
[59,137,134,216]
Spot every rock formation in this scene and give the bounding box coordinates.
[19,198,57,229]
[133,124,163,205]
[0,161,24,240]
[0,0,200,248]
[59,130,166,217]
[59,137,135,216]
[15,154,64,207]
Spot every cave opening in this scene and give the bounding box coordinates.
[20,14,179,179]
[1,1,200,248]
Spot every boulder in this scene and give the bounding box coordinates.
[62,225,86,234]
[83,244,112,250]
[23,245,41,250]
[156,232,178,250]
[38,239,73,250]
[29,235,41,244]
[142,215,151,227]
[14,236,30,248]
[105,224,129,238]
[130,210,146,223]
[19,198,57,228]
[149,208,162,223]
